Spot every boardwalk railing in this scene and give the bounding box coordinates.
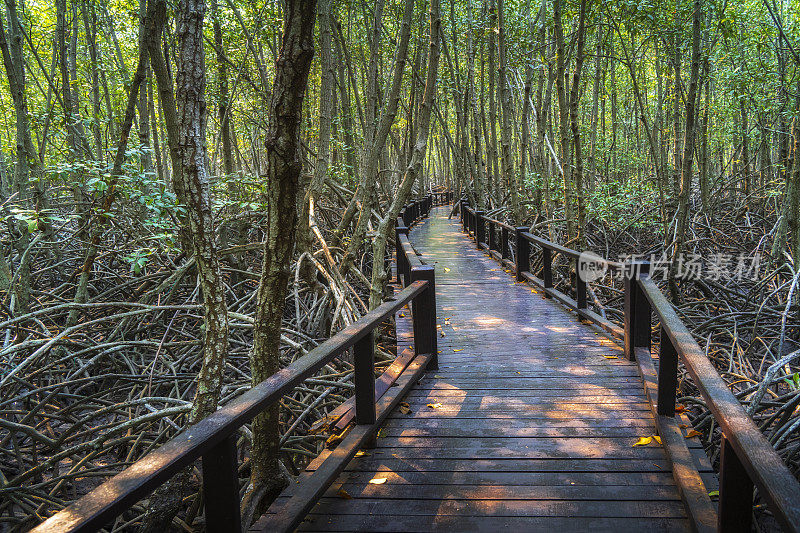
[460,199,800,533]
[33,192,447,533]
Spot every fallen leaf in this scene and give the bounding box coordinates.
[354,450,369,457]
[378,428,388,438]
[369,477,387,485]
[708,490,719,498]
[399,313,405,318]
[675,404,687,413]
[399,401,412,415]
[433,374,445,378]
[453,348,463,352]
[603,355,618,360]
[652,435,662,445]
[427,402,443,409]
[632,437,653,447]
[337,489,352,499]
[685,429,702,438]
[444,267,451,272]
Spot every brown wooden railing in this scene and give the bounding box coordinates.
[32,193,447,533]
[459,198,800,533]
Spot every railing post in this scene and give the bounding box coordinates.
[576,256,587,311]
[475,211,485,249]
[718,436,754,533]
[657,327,678,416]
[501,226,510,261]
[410,265,438,370]
[488,220,496,252]
[542,247,553,294]
[354,332,376,426]
[624,262,651,361]
[202,434,242,533]
[515,227,530,282]
[403,205,411,227]
[396,224,409,285]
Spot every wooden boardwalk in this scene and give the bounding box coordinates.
[290,208,714,531]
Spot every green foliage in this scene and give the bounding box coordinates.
[122,247,152,274]
[6,207,40,233]
[587,179,660,229]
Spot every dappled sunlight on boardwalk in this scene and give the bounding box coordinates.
[298,207,706,532]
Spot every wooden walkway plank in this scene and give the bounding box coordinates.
[295,207,710,532]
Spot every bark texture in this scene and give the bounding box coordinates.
[247,0,317,514]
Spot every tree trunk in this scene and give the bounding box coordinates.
[247,0,317,515]
[553,0,574,240]
[668,0,702,299]
[368,0,441,310]
[496,0,518,220]
[298,0,335,284]
[487,0,499,204]
[0,0,38,315]
[568,0,588,246]
[340,0,415,273]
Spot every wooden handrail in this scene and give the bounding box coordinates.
[34,194,443,533]
[637,275,800,532]
[458,199,800,532]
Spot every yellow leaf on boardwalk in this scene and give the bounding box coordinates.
[685,429,702,438]
[444,267,451,272]
[453,348,463,352]
[632,437,652,447]
[337,489,352,499]
[427,402,443,409]
[603,356,618,360]
[653,436,662,445]
[369,477,387,485]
